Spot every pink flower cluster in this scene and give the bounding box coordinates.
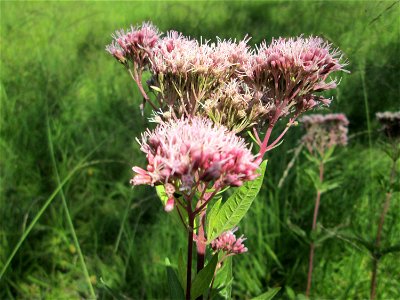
[248,37,346,120]
[301,113,349,155]
[106,22,347,131]
[130,117,260,192]
[211,227,248,255]
[152,32,250,78]
[376,111,400,139]
[106,22,160,67]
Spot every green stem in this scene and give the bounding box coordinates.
[306,160,324,298]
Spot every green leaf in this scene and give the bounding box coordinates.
[303,151,321,165]
[287,220,308,242]
[322,146,336,163]
[98,278,126,300]
[166,257,185,300]
[208,160,267,242]
[191,254,219,299]
[156,185,187,226]
[320,179,341,194]
[177,249,186,293]
[304,168,322,191]
[211,256,232,299]
[247,130,259,144]
[285,286,296,300]
[150,85,162,93]
[156,185,168,206]
[251,287,281,300]
[206,197,222,238]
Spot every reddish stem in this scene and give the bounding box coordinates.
[128,67,158,110]
[197,208,206,273]
[196,189,216,274]
[306,161,324,298]
[194,189,219,215]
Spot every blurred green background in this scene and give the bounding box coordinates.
[1,1,399,299]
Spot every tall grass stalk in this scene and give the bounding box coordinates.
[0,159,95,280]
[360,65,373,185]
[46,117,96,298]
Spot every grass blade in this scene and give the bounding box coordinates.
[46,117,96,298]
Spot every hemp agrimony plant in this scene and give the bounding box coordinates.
[369,112,400,300]
[300,113,349,297]
[106,22,347,299]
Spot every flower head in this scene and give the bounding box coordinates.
[376,111,400,139]
[210,36,252,77]
[130,117,260,192]
[247,36,347,122]
[211,227,248,255]
[152,31,199,74]
[106,21,160,68]
[204,79,270,132]
[301,113,349,155]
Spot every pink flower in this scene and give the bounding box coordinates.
[300,113,349,155]
[211,227,248,255]
[106,21,160,68]
[130,117,260,192]
[210,36,252,77]
[247,36,347,121]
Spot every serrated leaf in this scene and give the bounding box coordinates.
[208,160,267,242]
[251,287,281,300]
[206,197,222,237]
[191,254,218,299]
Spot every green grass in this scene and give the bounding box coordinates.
[1,1,399,299]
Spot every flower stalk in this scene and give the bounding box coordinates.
[186,213,194,300]
[306,160,324,298]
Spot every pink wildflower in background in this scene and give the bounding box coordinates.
[211,227,248,255]
[376,111,400,139]
[130,117,260,197]
[301,113,349,156]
